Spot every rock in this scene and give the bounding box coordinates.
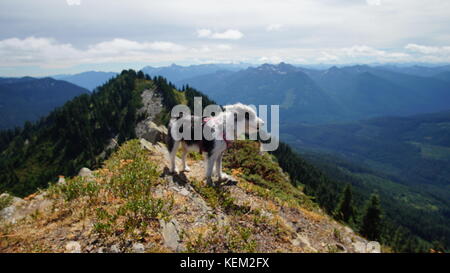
[352,241,367,253]
[343,226,354,234]
[109,244,121,253]
[132,243,145,253]
[139,138,154,151]
[366,241,381,253]
[178,188,190,196]
[335,243,347,253]
[78,167,93,178]
[65,241,82,253]
[136,121,167,144]
[58,176,66,185]
[0,206,16,223]
[292,234,316,251]
[0,194,26,224]
[171,186,191,196]
[342,236,353,245]
[160,219,184,252]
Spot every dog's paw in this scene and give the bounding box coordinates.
[219,173,232,181]
[182,166,191,172]
[170,167,179,174]
[206,177,214,187]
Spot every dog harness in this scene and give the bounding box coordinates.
[202,116,232,149]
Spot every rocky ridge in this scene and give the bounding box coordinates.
[0,128,380,253]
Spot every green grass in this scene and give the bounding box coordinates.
[48,139,173,239]
[48,176,100,202]
[223,141,317,211]
[185,223,257,253]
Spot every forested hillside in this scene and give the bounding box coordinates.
[281,111,450,252]
[0,70,214,197]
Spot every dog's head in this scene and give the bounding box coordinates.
[223,103,264,136]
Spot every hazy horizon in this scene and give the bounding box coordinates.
[3,61,450,78]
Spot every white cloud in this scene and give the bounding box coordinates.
[317,52,339,62]
[366,0,381,6]
[196,29,212,38]
[342,45,409,59]
[193,44,232,53]
[197,29,244,40]
[343,45,385,57]
[266,24,283,32]
[66,0,81,6]
[0,37,186,68]
[258,56,283,64]
[215,44,232,50]
[405,44,450,55]
[88,39,185,54]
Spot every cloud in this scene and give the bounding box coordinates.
[197,29,244,40]
[196,29,212,38]
[366,0,381,6]
[317,52,339,62]
[66,0,81,6]
[0,37,186,68]
[266,24,283,32]
[88,39,185,54]
[258,56,283,64]
[405,44,450,55]
[193,44,232,53]
[342,45,408,59]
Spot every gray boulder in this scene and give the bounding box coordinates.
[65,241,82,253]
[136,121,167,144]
[160,219,184,252]
[78,167,93,178]
[132,243,145,253]
[367,241,381,253]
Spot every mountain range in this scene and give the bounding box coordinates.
[52,71,117,91]
[180,63,450,124]
[0,77,89,130]
[141,63,251,84]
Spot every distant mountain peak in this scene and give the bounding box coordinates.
[253,62,298,74]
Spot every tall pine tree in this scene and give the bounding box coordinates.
[360,194,383,241]
[334,184,355,223]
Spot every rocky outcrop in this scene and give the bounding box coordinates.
[136,121,168,144]
[78,167,93,178]
[135,88,166,144]
[160,219,184,252]
[0,192,51,225]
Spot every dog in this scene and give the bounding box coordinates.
[167,103,264,186]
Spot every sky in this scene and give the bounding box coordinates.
[1,0,450,76]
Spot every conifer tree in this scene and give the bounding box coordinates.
[360,194,383,241]
[334,184,355,223]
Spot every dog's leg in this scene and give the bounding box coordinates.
[181,146,190,172]
[169,141,181,173]
[215,152,230,181]
[205,153,218,186]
